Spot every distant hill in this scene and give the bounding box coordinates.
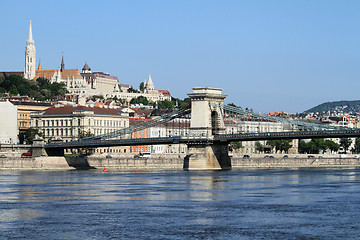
[305,100,360,114]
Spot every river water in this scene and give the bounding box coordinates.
[1,167,360,239]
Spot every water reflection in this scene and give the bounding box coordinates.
[0,168,360,239]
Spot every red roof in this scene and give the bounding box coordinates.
[129,118,152,126]
[43,105,124,116]
[158,90,171,96]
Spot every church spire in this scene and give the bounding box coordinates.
[28,20,33,43]
[37,60,42,70]
[60,55,65,72]
[24,20,36,80]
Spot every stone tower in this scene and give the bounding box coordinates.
[24,20,36,80]
[184,87,231,170]
[144,74,155,93]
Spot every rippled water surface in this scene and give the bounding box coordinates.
[1,168,360,239]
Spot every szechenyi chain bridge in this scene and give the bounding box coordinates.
[41,87,360,170]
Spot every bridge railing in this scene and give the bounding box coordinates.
[213,103,353,131]
[76,107,191,143]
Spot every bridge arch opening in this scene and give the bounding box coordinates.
[211,111,221,135]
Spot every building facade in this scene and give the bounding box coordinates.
[31,105,130,154]
[109,75,172,103]
[0,101,18,144]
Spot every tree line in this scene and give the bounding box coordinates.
[0,75,67,101]
[231,137,360,154]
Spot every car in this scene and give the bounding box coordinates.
[105,155,112,159]
[134,152,151,159]
[21,152,31,158]
[264,155,269,158]
[0,155,6,158]
[269,156,275,158]
[243,155,250,158]
[308,155,315,158]
[283,155,289,158]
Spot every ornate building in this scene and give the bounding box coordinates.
[30,105,130,154]
[35,57,88,96]
[80,62,120,98]
[109,75,172,102]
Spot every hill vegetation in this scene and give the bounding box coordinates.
[305,100,360,114]
[0,75,67,101]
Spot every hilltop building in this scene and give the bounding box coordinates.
[109,75,172,102]
[35,57,88,96]
[2,21,172,106]
[80,62,121,98]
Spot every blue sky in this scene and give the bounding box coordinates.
[1,0,360,113]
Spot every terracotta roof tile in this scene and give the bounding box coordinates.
[43,105,124,116]
[35,69,82,80]
[158,90,171,96]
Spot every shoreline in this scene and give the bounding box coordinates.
[0,153,360,170]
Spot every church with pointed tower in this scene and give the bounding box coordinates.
[24,20,36,80]
[1,21,172,103]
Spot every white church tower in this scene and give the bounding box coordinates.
[24,20,36,80]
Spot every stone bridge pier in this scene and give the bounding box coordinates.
[184,87,231,170]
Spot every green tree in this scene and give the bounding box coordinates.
[0,75,67,100]
[23,128,44,144]
[255,141,264,153]
[340,138,352,153]
[130,96,149,105]
[157,100,174,109]
[139,82,144,91]
[267,140,292,153]
[127,87,139,93]
[9,85,19,96]
[299,140,310,154]
[325,140,339,154]
[230,141,242,151]
[78,130,95,155]
[352,138,360,154]
[311,138,328,153]
[92,95,104,100]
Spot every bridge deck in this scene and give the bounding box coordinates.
[45,129,360,149]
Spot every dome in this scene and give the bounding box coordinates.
[150,108,162,117]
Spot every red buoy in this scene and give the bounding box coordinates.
[268,166,271,170]
[103,167,108,172]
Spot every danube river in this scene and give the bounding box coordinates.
[1,168,360,239]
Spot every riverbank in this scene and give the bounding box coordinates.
[1,153,360,170]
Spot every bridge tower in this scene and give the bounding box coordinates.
[184,87,231,170]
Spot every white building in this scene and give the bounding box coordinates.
[110,75,172,103]
[31,105,130,154]
[224,117,291,154]
[0,101,18,144]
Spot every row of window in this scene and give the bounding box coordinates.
[19,113,29,119]
[36,119,128,128]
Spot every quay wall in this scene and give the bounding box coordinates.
[231,157,360,168]
[0,156,72,170]
[1,154,360,170]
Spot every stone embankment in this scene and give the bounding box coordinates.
[0,156,71,170]
[0,152,360,170]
